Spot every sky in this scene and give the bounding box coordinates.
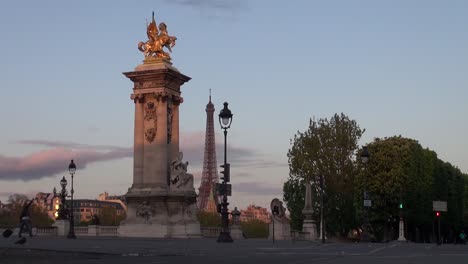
[0,0,467,210]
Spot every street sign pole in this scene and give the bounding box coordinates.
[438,216,441,245]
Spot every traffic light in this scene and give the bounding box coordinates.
[399,203,403,209]
[436,211,440,217]
[220,163,230,182]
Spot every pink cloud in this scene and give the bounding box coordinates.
[0,147,131,181]
[1,131,283,182]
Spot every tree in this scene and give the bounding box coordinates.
[197,211,221,227]
[284,113,364,236]
[0,194,53,227]
[355,136,466,242]
[98,207,126,226]
[240,219,269,238]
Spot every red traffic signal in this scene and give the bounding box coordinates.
[436,211,440,217]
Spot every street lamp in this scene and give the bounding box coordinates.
[67,160,77,239]
[360,146,371,242]
[53,176,69,220]
[217,102,233,243]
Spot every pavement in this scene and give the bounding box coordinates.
[2,236,468,264]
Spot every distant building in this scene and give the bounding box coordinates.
[33,192,61,219]
[240,204,271,223]
[68,199,125,224]
[31,191,126,224]
[97,192,127,212]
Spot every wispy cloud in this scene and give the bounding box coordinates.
[17,140,128,151]
[234,182,282,196]
[1,131,284,182]
[0,147,131,181]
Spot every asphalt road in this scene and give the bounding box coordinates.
[2,237,468,264]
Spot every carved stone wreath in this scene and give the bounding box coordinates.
[145,128,156,143]
[144,102,157,121]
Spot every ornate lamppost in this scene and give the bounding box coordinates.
[53,176,69,220]
[217,102,233,243]
[360,146,371,242]
[67,160,77,239]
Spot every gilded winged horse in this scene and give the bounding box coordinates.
[138,12,177,60]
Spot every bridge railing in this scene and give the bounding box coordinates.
[200,227,222,237]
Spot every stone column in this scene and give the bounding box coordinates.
[171,100,180,162]
[143,95,163,189]
[133,95,144,189]
[154,94,168,187]
[398,218,406,241]
[302,182,317,240]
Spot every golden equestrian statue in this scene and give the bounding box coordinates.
[138,12,177,61]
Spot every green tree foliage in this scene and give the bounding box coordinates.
[283,177,305,231]
[0,194,53,227]
[98,207,126,226]
[197,211,221,227]
[240,219,269,238]
[284,113,364,236]
[355,136,466,242]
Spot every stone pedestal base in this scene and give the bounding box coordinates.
[53,220,70,237]
[119,189,201,238]
[230,225,244,240]
[302,220,318,241]
[268,218,291,240]
[397,220,406,241]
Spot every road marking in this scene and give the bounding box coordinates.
[442,253,468,256]
[368,246,387,255]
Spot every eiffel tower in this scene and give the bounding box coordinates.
[197,91,219,211]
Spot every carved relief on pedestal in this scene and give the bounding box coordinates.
[136,201,154,222]
[184,203,198,222]
[135,80,166,89]
[144,98,158,143]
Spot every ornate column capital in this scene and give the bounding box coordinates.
[131,94,145,103]
[153,91,171,102]
[173,96,184,105]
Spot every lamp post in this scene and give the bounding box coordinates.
[67,160,77,239]
[360,146,371,242]
[53,176,69,220]
[319,174,325,244]
[217,102,233,243]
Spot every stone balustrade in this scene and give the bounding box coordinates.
[200,227,222,238]
[2,226,225,238]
